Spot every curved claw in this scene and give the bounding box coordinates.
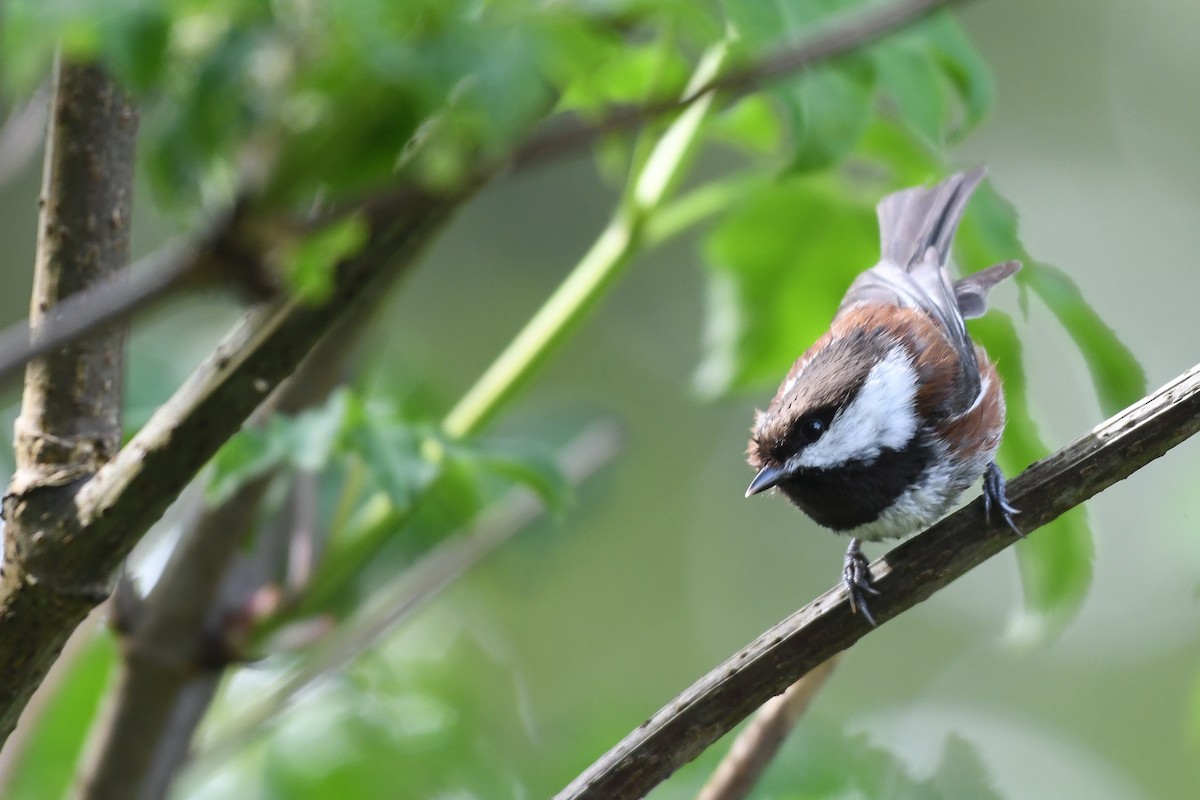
[842,537,880,626]
[984,461,1022,537]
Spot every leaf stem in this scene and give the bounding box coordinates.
[442,42,730,439]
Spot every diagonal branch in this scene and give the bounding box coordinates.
[510,0,966,171]
[555,361,1200,799]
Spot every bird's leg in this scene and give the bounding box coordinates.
[842,537,880,626]
[983,461,1022,536]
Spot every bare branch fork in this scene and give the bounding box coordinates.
[556,361,1200,800]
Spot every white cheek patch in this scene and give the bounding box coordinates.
[789,348,919,470]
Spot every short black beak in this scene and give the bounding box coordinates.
[745,464,787,497]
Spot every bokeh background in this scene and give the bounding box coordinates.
[1,0,1199,797]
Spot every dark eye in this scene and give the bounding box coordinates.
[799,416,827,444]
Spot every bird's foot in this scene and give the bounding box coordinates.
[983,461,1022,536]
[842,537,880,626]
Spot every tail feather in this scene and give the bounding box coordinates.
[877,167,985,269]
[843,167,1006,412]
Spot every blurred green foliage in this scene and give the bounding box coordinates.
[0,0,1160,798]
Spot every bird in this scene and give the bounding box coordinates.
[744,167,1021,626]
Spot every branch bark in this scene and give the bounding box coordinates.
[556,361,1200,799]
[1,57,137,747]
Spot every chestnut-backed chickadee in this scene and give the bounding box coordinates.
[745,168,1021,625]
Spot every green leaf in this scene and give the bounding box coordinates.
[720,0,878,170]
[454,440,572,514]
[919,11,994,138]
[1023,263,1147,415]
[207,390,354,502]
[1,0,97,91]
[343,396,435,515]
[558,39,689,111]
[4,632,116,800]
[777,62,875,173]
[144,26,267,208]
[721,0,858,47]
[697,174,877,396]
[1012,506,1095,638]
[408,451,486,539]
[96,6,171,92]
[855,116,941,183]
[968,311,1094,628]
[285,217,370,303]
[207,426,285,503]
[704,95,783,156]
[870,42,949,148]
[959,184,1147,415]
[279,389,352,471]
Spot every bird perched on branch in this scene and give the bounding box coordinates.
[745,168,1021,625]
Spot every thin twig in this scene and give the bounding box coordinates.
[555,361,1200,799]
[509,0,965,172]
[696,656,841,800]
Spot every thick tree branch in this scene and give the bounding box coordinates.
[1,58,137,747]
[556,361,1200,799]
